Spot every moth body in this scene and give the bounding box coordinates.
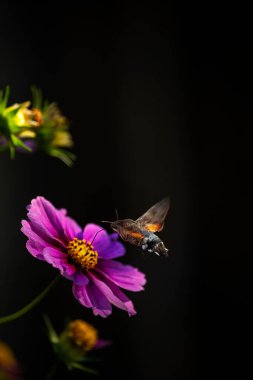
[141,233,169,256]
[105,197,170,258]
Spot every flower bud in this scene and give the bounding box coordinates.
[57,320,98,363]
[0,342,20,380]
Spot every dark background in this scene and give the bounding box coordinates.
[0,1,252,379]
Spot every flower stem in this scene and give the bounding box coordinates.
[0,275,60,325]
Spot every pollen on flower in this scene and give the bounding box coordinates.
[67,238,98,271]
[14,102,41,128]
[31,108,43,126]
[67,320,98,352]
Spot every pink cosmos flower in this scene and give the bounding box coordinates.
[21,197,146,317]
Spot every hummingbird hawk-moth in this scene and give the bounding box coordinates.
[103,197,170,256]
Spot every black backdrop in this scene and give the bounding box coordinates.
[0,2,252,379]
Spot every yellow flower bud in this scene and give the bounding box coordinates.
[13,102,42,128]
[0,341,19,380]
[66,320,98,352]
[52,131,73,148]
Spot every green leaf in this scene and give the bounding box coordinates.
[10,135,32,152]
[69,362,98,375]
[9,144,15,159]
[31,86,43,109]
[2,85,10,110]
[43,315,59,344]
[50,149,76,167]
[4,104,21,118]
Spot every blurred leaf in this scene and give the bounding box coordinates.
[43,315,59,344]
[70,362,98,375]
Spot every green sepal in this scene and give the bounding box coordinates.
[0,114,10,135]
[4,104,21,118]
[10,135,32,152]
[49,148,76,167]
[9,144,15,159]
[31,86,43,109]
[0,85,10,113]
[44,315,59,345]
[68,362,98,375]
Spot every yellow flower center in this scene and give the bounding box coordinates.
[67,320,98,352]
[67,238,98,271]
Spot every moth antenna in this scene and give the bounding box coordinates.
[91,229,104,244]
[101,220,113,224]
[115,208,119,220]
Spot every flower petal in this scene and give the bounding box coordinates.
[72,270,89,286]
[83,224,110,252]
[21,220,48,260]
[97,260,146,291]
[43,247,89,286]
[98,233,125,260]
[26,197,81,248]
[64,214,82,241]
[72,282,112,318]
[94,339,112,349]
[88,272,136,316]
[83,225,125,259]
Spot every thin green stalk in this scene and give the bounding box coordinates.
[0,275,60,325]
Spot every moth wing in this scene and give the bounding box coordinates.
[136,197,170,232]
[119,222,146,247]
